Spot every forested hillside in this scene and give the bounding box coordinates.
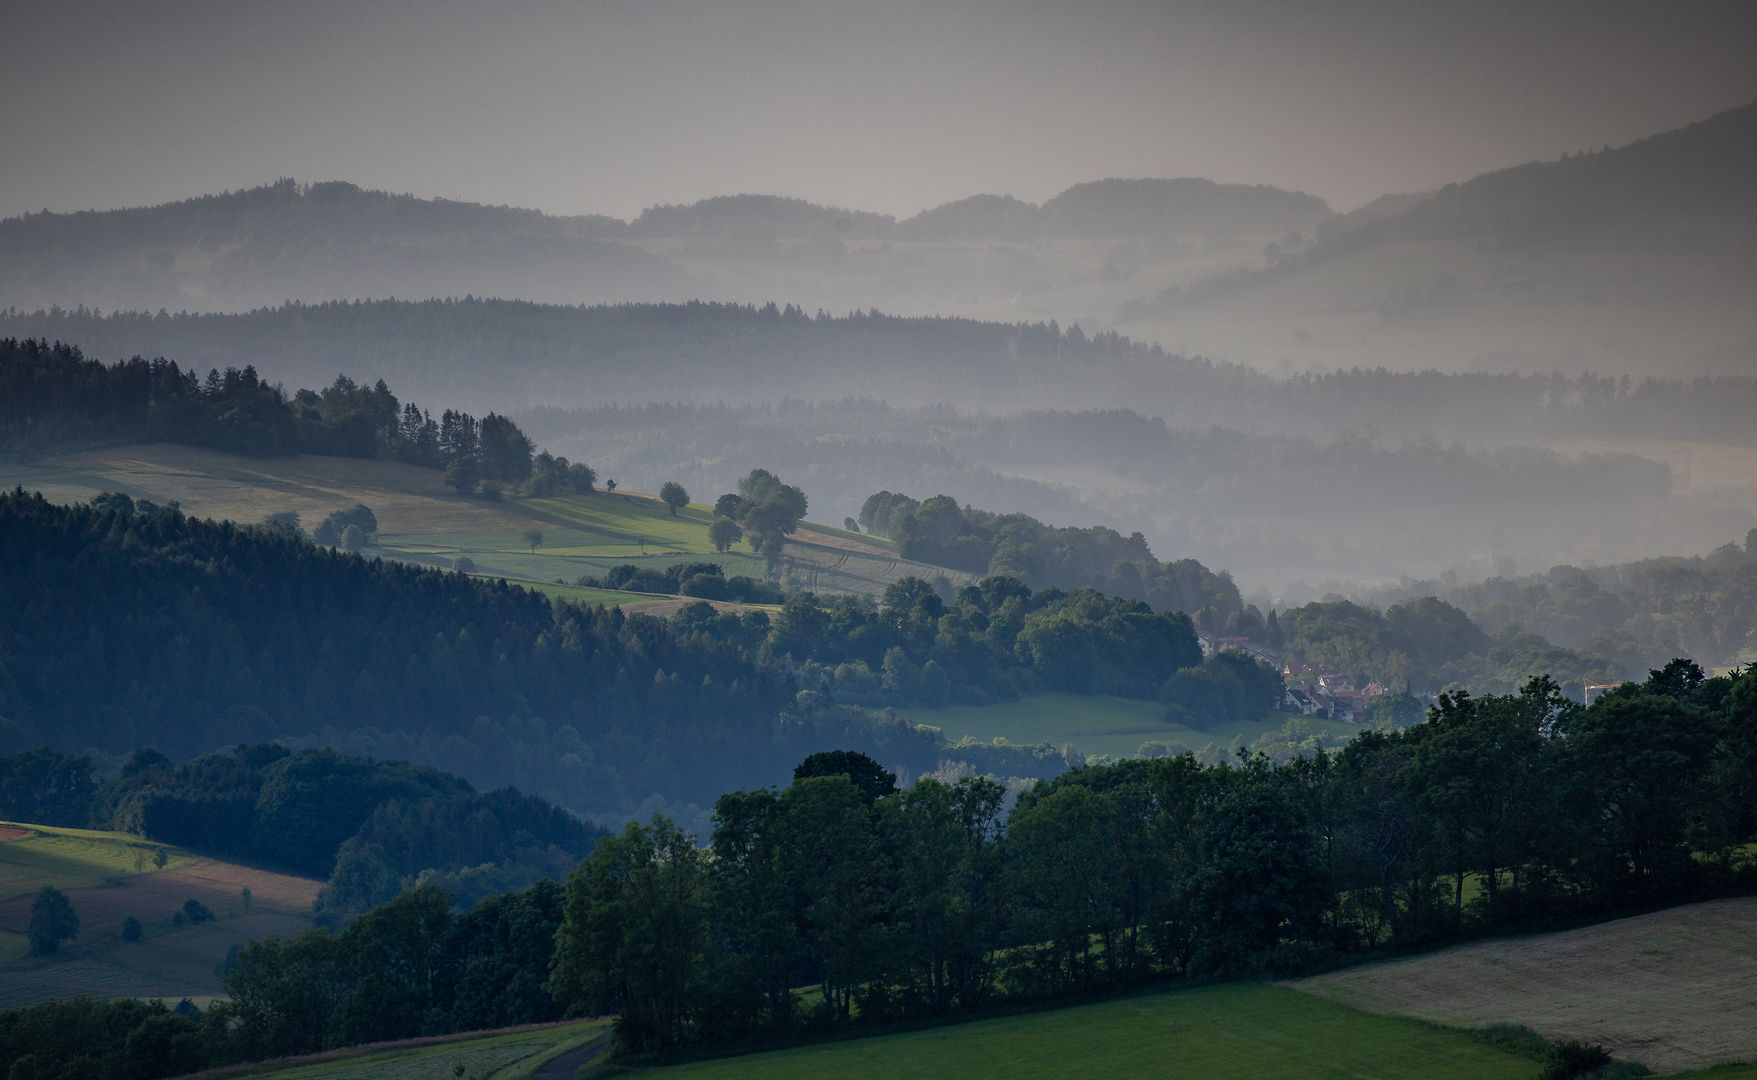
[0,490,1226,823]
[856,488,1625,699]
[1365,532,1757,674]
[8,301,1756,444]
[1,742,601,913]
[0,336,539,485]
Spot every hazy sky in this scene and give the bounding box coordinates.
[4,0,1754,222]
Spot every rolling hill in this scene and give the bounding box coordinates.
[1113,98,1757,377]
[4,101,1753,382]
[0,441,957,602]
[0,822,320,1008]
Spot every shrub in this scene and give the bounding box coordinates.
[121,915,142,941]
[181,898,214,924]
[1542,1041,1614,1080]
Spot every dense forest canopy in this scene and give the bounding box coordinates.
[0,490,1238,826]
[0,337,536,481]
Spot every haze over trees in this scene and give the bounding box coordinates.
[9,656,1745,1070]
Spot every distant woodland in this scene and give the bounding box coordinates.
[0,337,539,492]
[6,301,1756,444]
[515,394,1731,588]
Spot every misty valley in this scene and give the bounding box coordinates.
[1,63,1755,1080]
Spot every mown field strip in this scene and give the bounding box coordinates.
[1290,896,1757,1074]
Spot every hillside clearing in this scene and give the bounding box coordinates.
[1289,895,1757,1074]
[780,536,980,597]
[901,692,1361,761]
[0,443,944,599]
[0,822,197,903]
[0,828,320,1008]
[609,982,1538,1080]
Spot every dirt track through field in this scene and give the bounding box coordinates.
[1289,897,1757,1073]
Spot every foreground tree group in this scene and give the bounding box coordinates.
[552,660,1753,1054]
[2,661,1752,1076]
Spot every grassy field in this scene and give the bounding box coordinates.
[0,443,954,599]
[795,520,897,550]
[239,1019,608,1080]
[900,692,1362,761]
[0,823,320,1007]
[0,822,197,904]
[1292,895,1757,1074]
[610,983,1540,1080]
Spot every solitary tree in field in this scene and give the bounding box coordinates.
[605,479,617,492]
[708,516,742,554]
[28,887,78,954]
[659,481,689,515]
[524,528,544,554]
[445,456,481,496]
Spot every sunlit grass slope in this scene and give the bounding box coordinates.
[372,492,770,584]
[900,692,1361,761]
[624,983,1539,1080]
[0,822,195,903]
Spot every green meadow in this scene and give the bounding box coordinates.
[0,822,193,903]
[372,494,770,585]
[901,692,1362,761]
[614,983,1542,1080]
[0,822,197,966]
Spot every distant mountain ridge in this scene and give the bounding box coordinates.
[1373,97,1757,251]
[1138,97,1757,316]
[0,173,1336,312]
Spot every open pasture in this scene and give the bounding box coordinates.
[781,535,979,597]
[1292,895,1757,1074]
[0,826,320,1008]
[901,692,1361,761]
[0,443,928,599]
[0,822,196,903]
[613,983,1540,1080]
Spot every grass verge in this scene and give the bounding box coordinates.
[595,982,1541,1079]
